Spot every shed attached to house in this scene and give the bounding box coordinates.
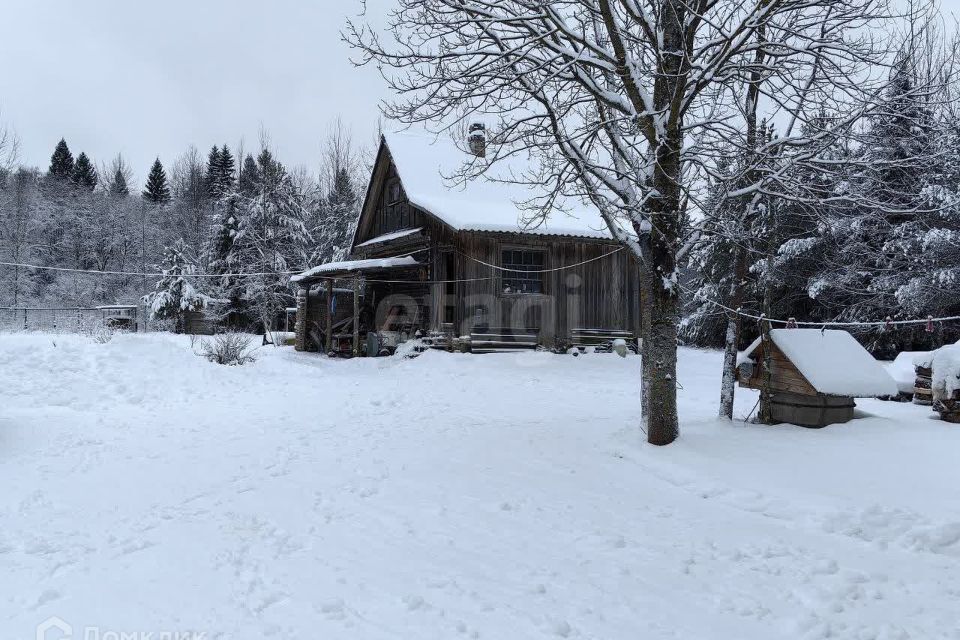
[738,329,898,428]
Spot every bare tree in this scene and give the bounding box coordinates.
[0,112,19,175]
[348,0,907,444]
[170,145,208,254]
[312,117,364,264]
[0,168,40,306]
[101,154,135,198]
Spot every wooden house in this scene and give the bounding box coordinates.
[738,329,897,427]
[292,128,642,355]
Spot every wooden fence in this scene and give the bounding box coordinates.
[0,307,142,333]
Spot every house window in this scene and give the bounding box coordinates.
[501,249,544,294]
[384,179,404,230]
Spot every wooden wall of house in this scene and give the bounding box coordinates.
[450,232,641,345]
[348,143,643,347]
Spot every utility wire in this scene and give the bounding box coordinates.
[7,250,958,327]
[683,282,960,327]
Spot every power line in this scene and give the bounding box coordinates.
[457,246,625,273]
[0,261,299,279]
[686,282,960,328]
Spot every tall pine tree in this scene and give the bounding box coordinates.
[48,139,74,180]
[229,147,311,331]
[312,166,359,264]
[238,154,259,197]
[71,152,98,191]
[143,158,171,204]
[218,145,236,195]
[205,146,224,199]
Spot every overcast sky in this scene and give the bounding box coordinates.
[3,0,959,188]
[0,0,390,186]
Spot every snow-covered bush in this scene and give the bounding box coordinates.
[200,333,257,366]
[89,321,115,344]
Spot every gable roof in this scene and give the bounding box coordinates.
[741,329,897,397]
[381,131,615,239]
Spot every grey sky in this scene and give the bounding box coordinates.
[0,0,388,186]
[3,0,958,187]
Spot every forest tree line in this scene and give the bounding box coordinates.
[0,120,365,330]
[682,53,960,359]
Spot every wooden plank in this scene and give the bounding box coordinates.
[325,280,333,354]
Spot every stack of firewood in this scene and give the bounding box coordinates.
[914,363,933,406]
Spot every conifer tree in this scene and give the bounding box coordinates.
[229,147,311,332]
[312,166,359,264]
[143,158,171,204]
[205,145,223,199]
[71,152,98,191]
[110,168,130,198]
[48,139,74,180]
[142,238,209,330]
[238,154,259,197]
[813,59,942,342]
[218,145,236,194]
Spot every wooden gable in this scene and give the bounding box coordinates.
[739,340,819,396]
[352,139,445,251]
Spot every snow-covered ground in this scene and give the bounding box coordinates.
[2,333,958,640]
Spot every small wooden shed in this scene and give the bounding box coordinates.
[738,329,898,428]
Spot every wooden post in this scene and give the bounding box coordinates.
[325,279,334,355]
[352,278,361,357]
[294,286,308,352]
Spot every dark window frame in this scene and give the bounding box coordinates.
[500,247,546,296]
[383,177,405,231]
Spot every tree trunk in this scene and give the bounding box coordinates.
[640,1,685,446]
[719,245,748,418]
[639,235,653,425]
[643,133,682,446]
[719,312,740,419]
[645,271,680,445]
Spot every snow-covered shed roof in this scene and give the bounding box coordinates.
[742,329,898,397]
[291,256,420,283]
[382,131,614,239]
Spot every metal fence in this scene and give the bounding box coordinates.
[0,307,143,333]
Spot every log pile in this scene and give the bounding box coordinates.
[928,345,960,422]
[933,392,960,423]
[914,364,933,406]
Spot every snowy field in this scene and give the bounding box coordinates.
[2,333,959,640]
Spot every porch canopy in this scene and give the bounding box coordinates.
[291,255,421,285]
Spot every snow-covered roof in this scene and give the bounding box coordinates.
[742,329,897,397]
[888,351,926,395]
[356,227,423,248]
[291,256,420,283]
[383,131,614,239]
